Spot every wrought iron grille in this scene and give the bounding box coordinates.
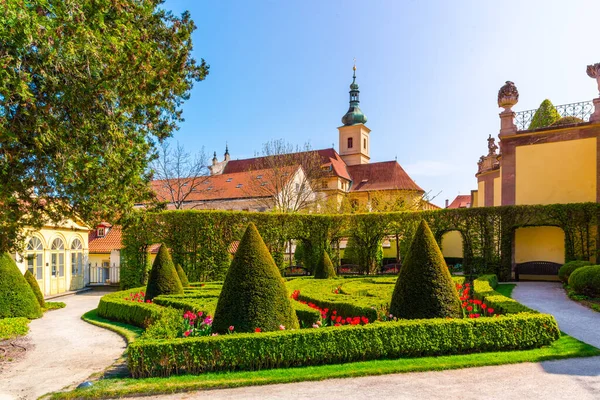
[514,100,594,130]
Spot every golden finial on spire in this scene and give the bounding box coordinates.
[353,57,357,71]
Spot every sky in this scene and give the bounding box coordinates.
[161,0,600,207]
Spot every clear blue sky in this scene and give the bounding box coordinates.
[162,0,599,207]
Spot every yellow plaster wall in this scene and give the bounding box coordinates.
[514,226,565,264]
[15,222,89,296]
[476,181,485,208]
[515,138,596,205]
[493,176,501,207]
[441,231,464,258]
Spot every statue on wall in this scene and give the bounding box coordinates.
[487,134,498,156]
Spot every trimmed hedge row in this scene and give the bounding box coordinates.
[97,288,165,328]
[128,313,560,377]
[472,275,536,314]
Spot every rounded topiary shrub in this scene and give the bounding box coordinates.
[176,264,190,287]
[0,253,42,319]
[569,265,600,298]
[145,244,184,301]
[314,251,337,279]
[24,269,45,308]
[389,220,462,319]
[212,223,299,333]
[558,260,592,283]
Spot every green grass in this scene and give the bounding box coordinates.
[45,333,599,400]
[495,283,516,298]
[81,309,143,344]
[0,317,30,340]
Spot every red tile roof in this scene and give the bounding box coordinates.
[223,148,352,181]
[89,226,123,253]
[346,161,424,192]
[447,195,472,209]
[151,165,300,203]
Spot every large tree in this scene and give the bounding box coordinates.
[0,0,208,251]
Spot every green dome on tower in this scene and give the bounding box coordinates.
[342,64,367,126]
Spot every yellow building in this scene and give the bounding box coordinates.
[14,218,89,296]
[467,66,600,276]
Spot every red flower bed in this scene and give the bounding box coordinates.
[124,290,151,303]
[290,290,370,327]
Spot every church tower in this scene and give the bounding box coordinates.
[338,64,370,166]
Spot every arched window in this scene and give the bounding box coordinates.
[347,137,353,149]
[26,237,44,279]
[51,238,65,278]
[71,238,83,276]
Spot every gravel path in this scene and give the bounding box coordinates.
[512,281,600,348]
[0,291,125,400]
[129,282,600,400]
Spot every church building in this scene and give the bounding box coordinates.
[153,66,432,212]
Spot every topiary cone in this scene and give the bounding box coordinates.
[212,223,299,333]
[528,99,561,130]
[176,264,190,287]
[389,220,462,319]
[145,244,184,301]
[0,253,42,318]
[24,269,45,308]
[314,251,337,279]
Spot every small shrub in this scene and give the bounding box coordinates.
[212,223,299,333]
[569,265,600,298]
[558,260,592,283]
[314,251,337,279]
[0,317,30,340]
[528,99,561,130]
[550,116,584,127]
[24,269,45,308]
[389,220,462,319]
[0,253,42,319]
[145,244,184,301]
[176,264,190,287]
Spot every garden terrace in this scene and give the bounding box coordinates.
[120,203,599,285]
[97,274,560,378]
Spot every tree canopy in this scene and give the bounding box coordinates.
[0,0,209,251]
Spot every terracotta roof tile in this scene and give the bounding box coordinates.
[447,195,472,209]
[347,161,424,192]
[151,165,300,203]
[223,148,352,181]
[89,226,123,253]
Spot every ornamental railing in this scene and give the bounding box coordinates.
[514,100,594,130]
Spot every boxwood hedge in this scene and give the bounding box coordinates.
[128,313,560,377]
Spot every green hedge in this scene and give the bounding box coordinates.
[97,288,166,328]
[128,313,560,377]
[122,204,600,284]
[472,275,536,314]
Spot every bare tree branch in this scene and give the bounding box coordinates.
[151,141,210,209]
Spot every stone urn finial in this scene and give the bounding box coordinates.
[587,63,600,96]
[498,81,519,111]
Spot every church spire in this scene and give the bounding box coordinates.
[341,62,367,126]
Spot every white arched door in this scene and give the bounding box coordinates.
[70,238,84,290]
[50,238,66,294]
[26,237,45,294]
